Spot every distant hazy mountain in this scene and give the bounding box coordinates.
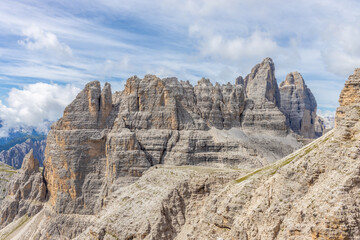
[0,126,46,152]
[0,138,46,169]
[0,126,47,169]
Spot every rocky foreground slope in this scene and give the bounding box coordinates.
[0,58,334,239]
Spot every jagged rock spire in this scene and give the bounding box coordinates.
[279,72,319,138]
[336,68,360,130]
[55,81,112,130]
[245,57,280,107]
[21,149,39,173]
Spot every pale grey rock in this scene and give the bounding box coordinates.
[314,115,325,136]
[0,139,46,169]
[241,58,287,135]
[0,150,46,228]
[279,72,321,138]
[42,71,301,216]
[35,69,359,239]
[44,81,114,215]
[245,57,280,106]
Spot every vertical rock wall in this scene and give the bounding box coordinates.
[279,72,319,138]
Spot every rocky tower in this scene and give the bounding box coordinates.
[279,72,319,138]
[336,68,360,134]
[245,57,281,105]
[337,69,360,114]
[241,58,287,135]
[0,150,46,227]
[44,81,114,214]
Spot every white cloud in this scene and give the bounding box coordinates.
[193,30,279,62]
[0,0,359,115]
[18,25,72,57]
[321,25,360,76]
[0,83,80,137]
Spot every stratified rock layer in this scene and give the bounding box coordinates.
[69,68,360,239]
[44,81,114,215]
[0,60,339,240]
[279,72,319,138]
[0,150,46,228]
[336,68,360,127]
[242,58,287,135]
[44,61,305,215]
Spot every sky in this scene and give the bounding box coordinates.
[0,0,359,136]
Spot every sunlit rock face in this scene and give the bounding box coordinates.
[335,68,360,140]
[44,81,114,214]
[43,58,313,215]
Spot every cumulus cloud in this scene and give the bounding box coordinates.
[0,83,80,137]
[18,25,72,57]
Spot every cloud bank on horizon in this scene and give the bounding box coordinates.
[0,0,359,134]
[0,83,80,137]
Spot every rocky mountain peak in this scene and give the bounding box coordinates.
[124,75,140,94]
[55,80,112,130]
[20,149,38,173]
[197,77,213,86]
[279,71,319,138]
[280,72,305,88]
[244,57,280,106]
[336,68,360,131]
[0,58,334,239]
[235,76,244,85]
[338,68,360,108]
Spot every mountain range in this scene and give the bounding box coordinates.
[0,58,353,240]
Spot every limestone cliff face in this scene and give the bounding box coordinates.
[242,58,287,135]
[44,81,114,215]
[279,72,319,138]
[69,69,359,240]
[0,150,46,228]
[194,78,245,129]
[336,68,360,127]
[105,74,295,182]
[43,64,305,215]
[0,60,336,240]
[245,57,281,106]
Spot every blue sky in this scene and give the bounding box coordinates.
[0,0,359,135]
